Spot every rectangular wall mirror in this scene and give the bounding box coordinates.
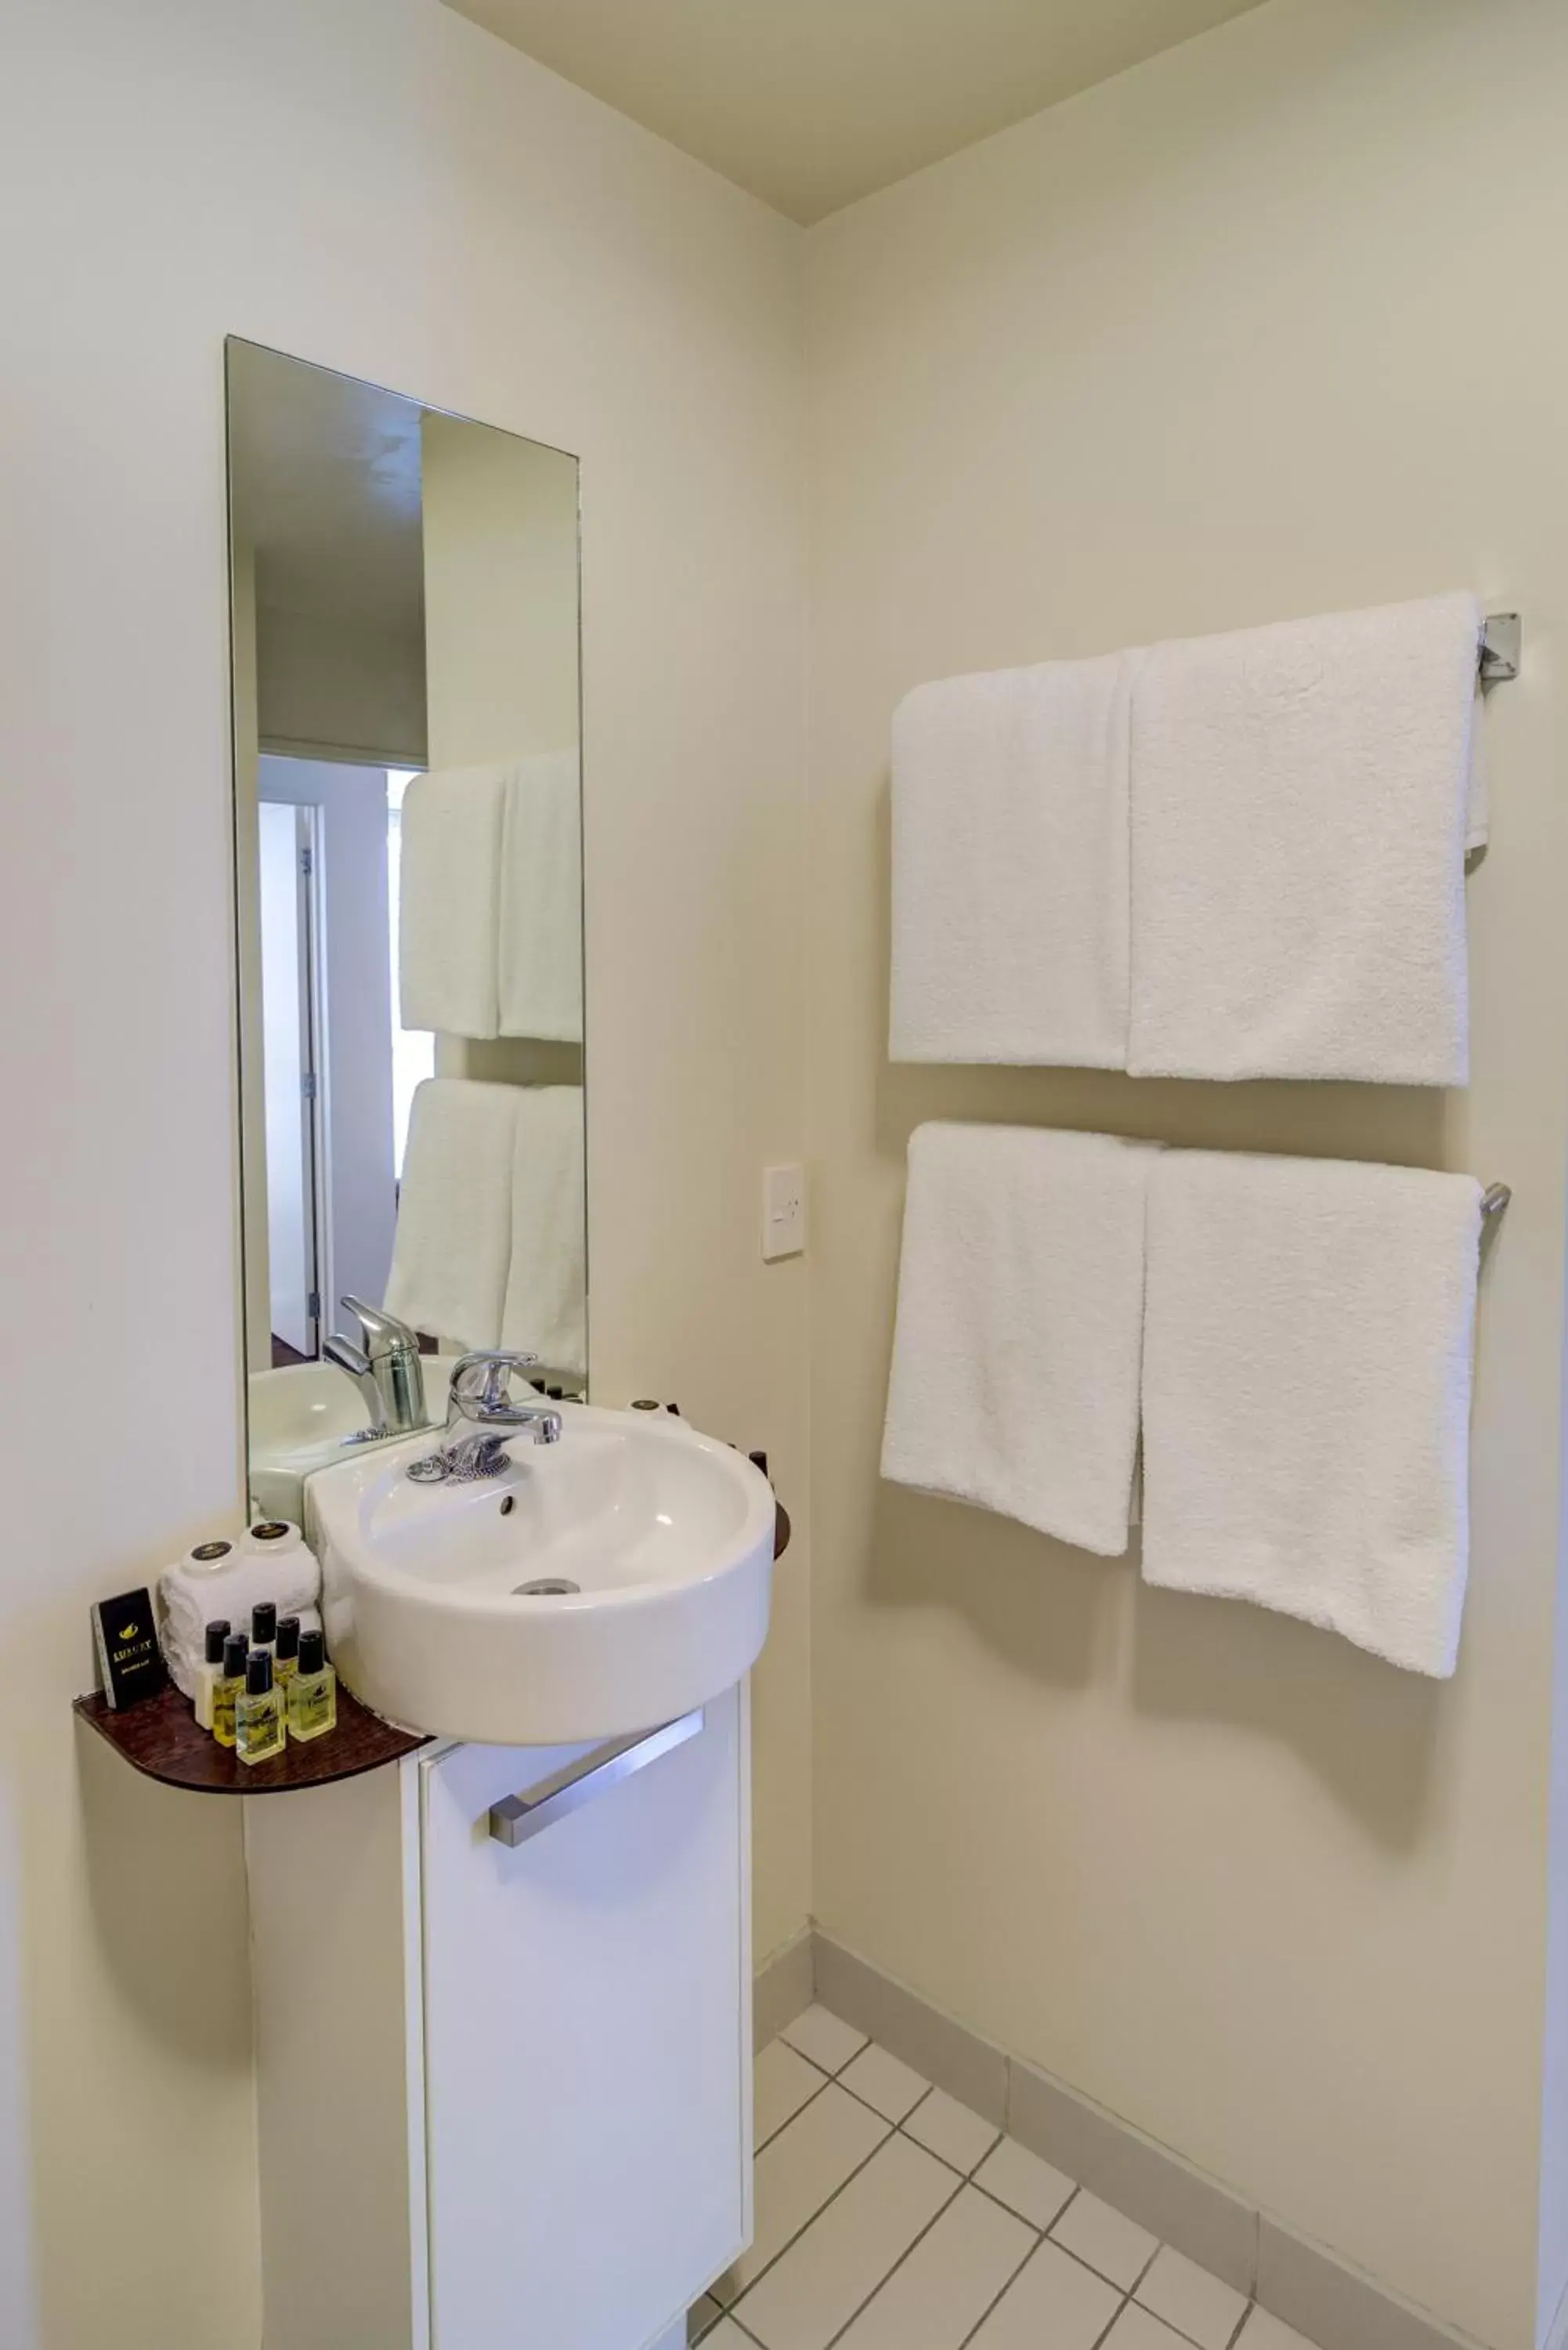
[226,338,587,1520]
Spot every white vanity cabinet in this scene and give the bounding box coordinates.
[245,1683,752,2350]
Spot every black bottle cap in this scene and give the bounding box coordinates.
[298,1628,326,1676]
[275,1614,301,1663]
[630,1399,661,1412]
[250,1521,291,1543]
[222,1632,248,1679]
[245,1649,273,1697]
[251,1601,278,1645]
[204,1619,232,1665]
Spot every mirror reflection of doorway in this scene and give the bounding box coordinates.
[256,797,319,1362]
[257,756,419,1365]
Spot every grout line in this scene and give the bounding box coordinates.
[754,2064,836,2156]
[813,2166,968,2350]
[947,2220,1050,2350]
[722,2114,897,2317]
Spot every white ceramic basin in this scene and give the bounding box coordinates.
[247,1356,459,1525]
[304,1405,777,1745]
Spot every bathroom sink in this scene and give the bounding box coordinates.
[247,1355,459,1524]
[304,1405,778,1745]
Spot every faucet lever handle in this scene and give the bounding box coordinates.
[449,1349,542,1422]
[341,1295,421,1359]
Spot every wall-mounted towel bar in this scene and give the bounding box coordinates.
[1479,613,1521,685]
[1481,1181,1511,1222]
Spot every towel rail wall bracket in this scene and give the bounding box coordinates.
[1479,613,1521,686]
[1481,1182,1511,1224]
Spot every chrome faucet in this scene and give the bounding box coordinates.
[331,1296,428,1435]
[407,1350,563,1484]
[322,1335,389,1438]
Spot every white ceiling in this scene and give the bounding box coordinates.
[443,0,1270,224]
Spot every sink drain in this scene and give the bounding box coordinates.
[513,1577,580,1597]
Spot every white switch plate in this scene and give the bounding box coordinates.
[761,1162,807,1261]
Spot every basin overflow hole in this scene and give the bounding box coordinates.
[513,1577,580,1597]
[499,1495,515,1516]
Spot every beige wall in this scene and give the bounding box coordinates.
[0,3,809,2345]
[805,3,1568,2345]
[421,414,581,765]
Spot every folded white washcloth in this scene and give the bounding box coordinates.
[881,1123,1158,1554]
[1128,590,1483,1084]
[499,1086,587,1383]
[385,1078,519,1351]
[890,652,1139,1068]
[398,765,507,1039]
[498,752,583,1044]
[158,1548,321,1699]
[1140,1151,1481,1676]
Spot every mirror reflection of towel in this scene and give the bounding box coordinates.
[498,750,583,1044]
[384,1077,586,1376]
[500,1085,587,1383]
[398,767,505,1039]
[384,1078,518,1350]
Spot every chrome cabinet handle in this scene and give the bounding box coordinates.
[487,1709,705,1848]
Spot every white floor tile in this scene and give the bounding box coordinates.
[1050,2187,1158,2288]
[700,2325,753,2348]
[835,2183,1035,2350]
[688,2293,724,2341]
[1104,2307,1196,2349]
[1136,2246,1249,2350]
[755,2038,828,2149]
[781,2004,869,2074]
[903,2087,1001,2176]
[713,2083,888,2302]
[1236,2311,1321,2350]
[967,2239,1124,2350]
[735,2134,958,2350]
[972,2135,1076,2230]
[840,2040,930,2123]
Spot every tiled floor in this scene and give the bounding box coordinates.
[689,2006,1323,2350]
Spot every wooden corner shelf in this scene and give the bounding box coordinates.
[74,1683,428,1795]
[76,1504,790,1795]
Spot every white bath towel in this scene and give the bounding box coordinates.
[1128,591,1483,1085]
[158,1548,320,1699]
[498,752,584,1043]
[890,653,1139,1068]
[881,1123,1158,1554]
[1140,1151,1480,1676]
[500,1086,587,1383]
[385,1078,518,1350]
[399,765,506,1039]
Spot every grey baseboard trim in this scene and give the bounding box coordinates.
[753,1923,815,2052]
[807,1930,1481,2350]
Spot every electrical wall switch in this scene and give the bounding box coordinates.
[761,1163,807,1261]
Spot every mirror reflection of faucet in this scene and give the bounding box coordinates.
[407,1350,565,1484]
[323,1298,428,1441]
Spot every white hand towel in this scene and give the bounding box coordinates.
[500,1086,587,1383]
[1141,1151,1480,1676]
[1128,591,1483,1085]
[881,1123,1158,1554]
[158,1551,321,1698]
[498,752,584,1044]
[890,653,1139,1068]
[384,1078,519,1350]
[398,765,506,1039]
